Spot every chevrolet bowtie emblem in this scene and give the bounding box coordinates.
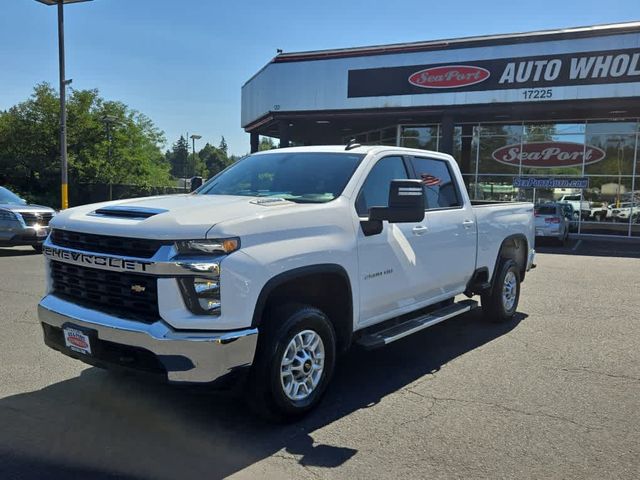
[130,284,146,293]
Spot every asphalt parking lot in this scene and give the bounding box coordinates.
[0,240,639,480]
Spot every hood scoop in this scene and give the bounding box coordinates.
[249,197,292,206]
[90,205,168,219]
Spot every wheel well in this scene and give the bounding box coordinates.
[495,235,528,282]
[253,267,353,353]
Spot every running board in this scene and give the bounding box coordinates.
[356,299,478,350]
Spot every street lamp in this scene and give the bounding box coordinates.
[35,0,94,209]
[190,134,202,187]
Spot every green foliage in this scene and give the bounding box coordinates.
[166,137,235,181]
[259,137,276,151]
[0,83,172,206]
[166,135,189,178]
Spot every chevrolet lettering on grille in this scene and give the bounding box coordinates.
[43,246,151,273]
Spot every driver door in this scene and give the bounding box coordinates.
[355,155,430,326]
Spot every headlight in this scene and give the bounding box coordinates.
[175,238,240,255]
[0,210,17,221]
[178,277,222,315]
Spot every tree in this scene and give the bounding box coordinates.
[0,83,172,205]
[166,136,189,178]
[259,137,276,151]
[198,142,231,178]
[218,136,228,155]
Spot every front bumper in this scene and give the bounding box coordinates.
[535,226,562,238]
[0,226,50,247]
[38,294,258,383]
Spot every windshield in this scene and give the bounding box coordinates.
[197,152,364,203]
[0,187,26,205]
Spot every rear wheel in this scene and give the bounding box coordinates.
[32,244,43,253]
[481,259,520,323]
[245,304,336,421]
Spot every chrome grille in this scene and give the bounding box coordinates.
[50,260,159,324]
[19,212,53,226]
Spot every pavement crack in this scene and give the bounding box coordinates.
[419,394,601,431]
[557,367,640,383]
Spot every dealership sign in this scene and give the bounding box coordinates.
[492,141,606,168]
[513,177,589,189]
[408,65,490,89]
[348,47,640,97]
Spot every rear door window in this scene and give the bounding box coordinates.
[411,157,461,209]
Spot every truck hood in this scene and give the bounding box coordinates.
[50,194,303,240]
[1,203,55,213]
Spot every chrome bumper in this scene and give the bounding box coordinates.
[38,295,258,383]
[527,248,536,270]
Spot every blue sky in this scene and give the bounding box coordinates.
[1,0,638,155]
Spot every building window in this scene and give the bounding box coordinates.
[400,125,440,150]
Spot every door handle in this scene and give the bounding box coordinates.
[462,219,475,229]
[412,225,428,235]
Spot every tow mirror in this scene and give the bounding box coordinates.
[361,179,425,236]
[189,176,203,192]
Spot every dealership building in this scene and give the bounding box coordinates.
[242,22,640,237]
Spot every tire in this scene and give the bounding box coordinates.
[481,259,520,323]
[32,244,43,253]
[245,304,336,421]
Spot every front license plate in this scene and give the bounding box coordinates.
[63,327,92,355]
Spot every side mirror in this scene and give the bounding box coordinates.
[189,176,203,192]
[361,180,425,236]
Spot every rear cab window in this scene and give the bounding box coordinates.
[535,205,558,215]
[411,157,461,210]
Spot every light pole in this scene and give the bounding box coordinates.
[190,134,202,186]
[102,115,118,200]
[36,0,93,209]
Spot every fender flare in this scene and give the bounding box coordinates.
[490,234,529,287]
[251,263,354,330]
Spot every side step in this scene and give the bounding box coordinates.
[355,299,478,350]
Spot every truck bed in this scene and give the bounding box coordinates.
[471,201,535,280]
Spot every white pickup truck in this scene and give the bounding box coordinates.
[38,145,535,419]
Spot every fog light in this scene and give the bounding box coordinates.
[178,277,221,315]
[193,278,220,313]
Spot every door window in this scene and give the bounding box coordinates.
[411,157,461,209]
[355,156,408,216]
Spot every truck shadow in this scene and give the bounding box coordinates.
[0,247,40,257]
[0,309,525,480]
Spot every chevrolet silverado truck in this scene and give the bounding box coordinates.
[38,145,535,419]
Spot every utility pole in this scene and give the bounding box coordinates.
[36,0,94,209]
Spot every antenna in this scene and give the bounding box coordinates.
[345,138,361,151]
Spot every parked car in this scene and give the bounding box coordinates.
[0,187,55,252]
[534,203,570,245]
[610,202,640,222]
[589,203,612,221]
[38,145,536,419]
[558,194,590,220]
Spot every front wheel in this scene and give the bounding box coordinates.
[481,259,521,323]
[245,304,336,421]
